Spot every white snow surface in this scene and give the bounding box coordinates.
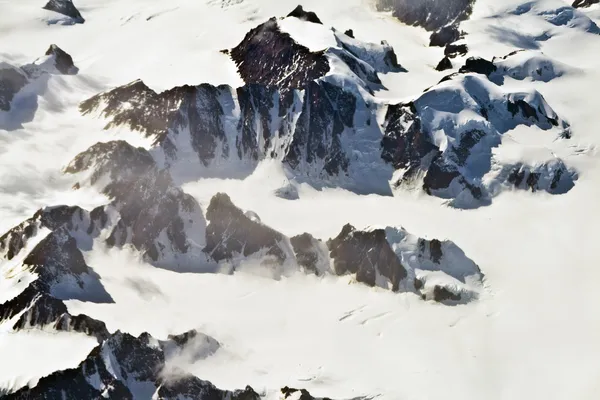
[1,0,600,399]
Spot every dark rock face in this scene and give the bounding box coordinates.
[80,80,189,143]
[0,205,107,263]
[444,43,468,58]
[0,281,109,342]
[381,102,437,186]
[376,0,476,31]
[0,206,113,339]
[327,224,407,291]
[285,80,354,175]
[230,18,330,90]
[281,386,331,400]
[65,140,156,193]
[287,5,323,24]
[0,65,28,111]
[80,82,230,165]
[81,75,361,180]
[290,233,324,274]
[6,330,254,400]
[44,45,78,75]
[156,379,260,400]
[429,25,461,47]
[42,0,84,23]
[573,0,599,8]
[204,193,288,263]
[65,140,207,265]
[459,57,497,76]
[435,56,453,71]
[1,46,78,112]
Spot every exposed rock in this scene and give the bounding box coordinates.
[435,56,453,71]
[344,29,355,38]
[65,141,208,267]
[290,233,329,275]
[327,224,407,291]
[64,140,156,196]
[504,160,576,194]
[459,57,497,76]
[375,0,476,31]
[42,0,85,23]
[5,330,252,400]
[573,0,599,8]
[444,43,468,58]
[44,45,78,75]
[230,18,330,90]
[0,64,28,111]
[380,102,437,183]
[287,5,323,24]
[429,25,461,47]
[204,193,290,264]
[0,46,78,112]
[0,206,113,338]
[382,73,572,207]
[274,183,300,200]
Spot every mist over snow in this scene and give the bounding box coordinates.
[1,0,600,399]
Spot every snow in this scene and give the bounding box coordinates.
[1,0,600,398]
[0,330,98,395]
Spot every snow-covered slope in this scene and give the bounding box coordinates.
[1,0,600,399]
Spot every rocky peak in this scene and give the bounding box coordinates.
[43,45,78,75]
[43,0,85,23]
[204,193,290,264]
[287,5,323,24]
[230,18,330,90]
[328,224,408,291]
[4,329,256,400]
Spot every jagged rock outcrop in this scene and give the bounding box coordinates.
[573,0,599,8]
[287,5,323,24]
[444,43,468,58]
[5,330,258,400]
[0,45,77,112]
[429,25,462,47]
[503,160,576,194]
[42,0,85,23]
[42,45,78,75]
[435,56,453,71]
[381,72,574,208]
[459,57,497,76]
[0,206,112,339]
[375,0,476,31]
[204,193,292,264]
[78,11,575,208]
[230,17,330,90]
[290,233,329,275]
[327,224,483,302]
[65,140,209,268]
[328,224,408,292]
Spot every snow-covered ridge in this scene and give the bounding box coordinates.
[0,45,77,113]
[383,70,576,208]
[77,7,577,208]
